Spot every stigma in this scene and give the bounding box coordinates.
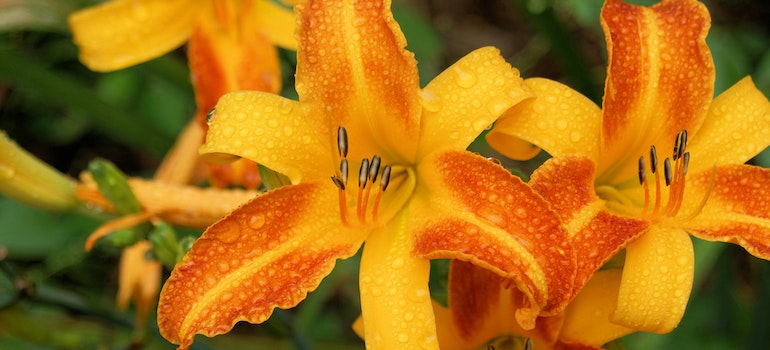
[330,126,392,226]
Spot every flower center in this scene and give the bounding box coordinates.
[330,126,393,227]
[635,130,713,223]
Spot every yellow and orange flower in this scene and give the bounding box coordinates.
[156,0,577,348]
[69,0,297,188]
[488,0,770,334]
[433,261,633,350]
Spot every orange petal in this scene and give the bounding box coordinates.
[154,118,207,185]
[417,46,532,157]
[487,78,601,162]
[559,269,635,347]
[157,182,366,348]
[599,0,714,179]
[611,226,694,333]
[200,91,333,184]
[358,210,438,349]
[687,77,770,174]
[68,0,199,71]
[85,211,157,251]
[189,2,282,115]
[118,241,162,328]
[294,0,421,162]
[444,260,564,348]
[412,151,575,324]
[683,164,770,260]
[529,157,649,295]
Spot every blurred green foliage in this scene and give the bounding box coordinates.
[0,0,769,349]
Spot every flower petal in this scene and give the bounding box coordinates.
[118,241,161,328]
[252,0,297,50]
[294,0,421,162]
[529,157,649,295]
[157,182,365,348]
[412,151,575,325]
[358,209,438,349]
[611,226,694,333]
[687,77,770,174]
[444,260,564,348]
[487,78,601,161]
[559,269,635,347]
[683,164,770,260]
[200,91,332,184]
[417,47,532,157]
[598,0,713,179]
[69,0,198,72]
[189,2,282,112]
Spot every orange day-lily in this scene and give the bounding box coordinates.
[69,0,297,187]
[487,0,770,334]
[433,261,632,350]
[156,0,577,348]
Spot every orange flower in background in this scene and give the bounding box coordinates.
[433,261,633,350]
[156,0,576,348]
[69,0,297,188]
[488,0,770,334]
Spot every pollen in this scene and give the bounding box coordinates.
[330,126,392,227]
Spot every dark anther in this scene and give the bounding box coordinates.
[525,338,533,350]
[337,126,348,158]
[683,152,690,175]
[380,165,392,191]
[331,176,346,190]
[340,159,349,184]
[673,130,688,161]
[358,158,370,188]
[487,346,495,350]
[638,156,646,185]
[664,158,673,186]
[650,145,658,173]
[369,155,381,182]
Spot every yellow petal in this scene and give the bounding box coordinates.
[611,226,694,333]
[687,77,770,174]
[68,0,199,72]
[683,164,770,260]
[417,47,531,158]
[487,78,601,161]
[560,269,635,347]
[253,0,297,50]
[157,182,365,348]
[294,0,421,163]
[358,209,438,349]
[200,91,332,184]
[412,151,575,323]
[154,118,207,185]
[598,0,713,179]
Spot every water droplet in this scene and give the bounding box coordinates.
[280,101,293,114]
[0,164,15,179]
[419,90,442,113]
[556,119,568,130]
[205,108,216,126]
[398,333,409,343]
[452,66,477,88]
[248,214,266,230]
[486,96,511,116]
[391,258,404,269]
[215,221,241,244]
[514,207,527,218]
[569,131,582,142]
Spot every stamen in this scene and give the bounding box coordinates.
[682,152,690,175]
[638,156,646,185]
[369,155,381,182]
[337,126,348,158]
[331,176,345,190]
[340,159,349,184]
[358,158,370,189]
[371,165,391,223]
[649,145,658,173]
[525,338,532,350]
[663,158,673,186]
[380,165,392,191]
